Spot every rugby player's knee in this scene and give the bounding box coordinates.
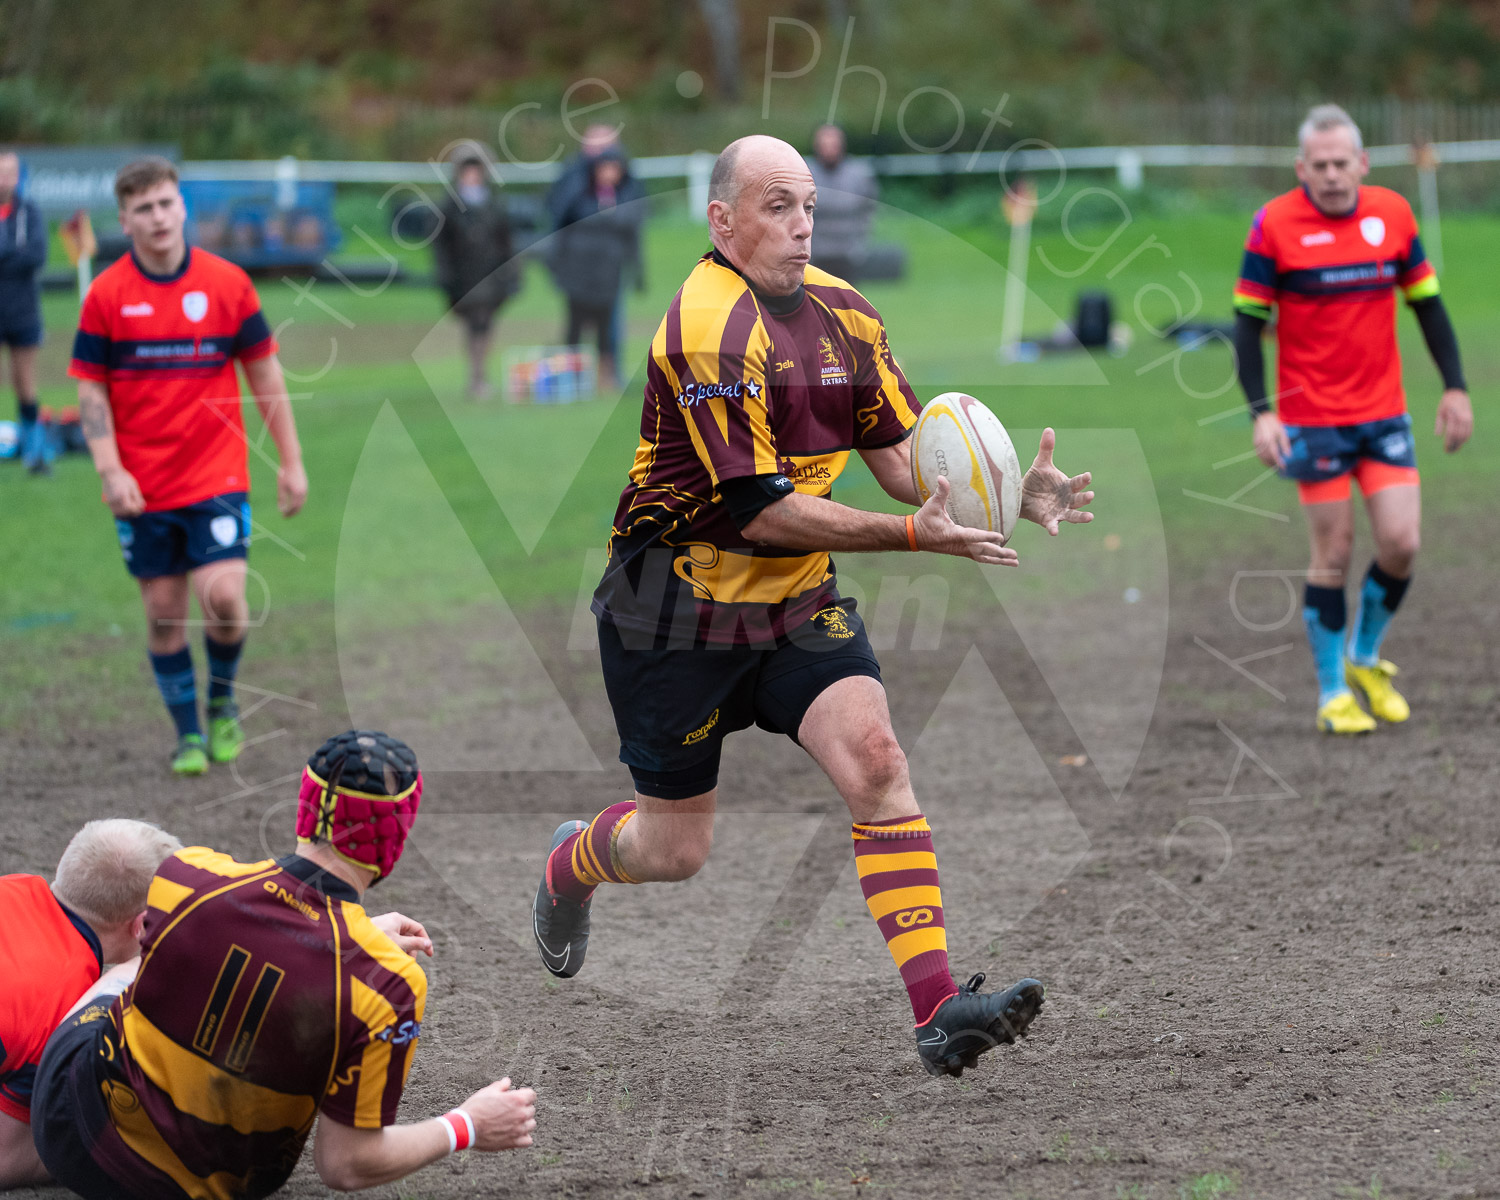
[1380,524,1420,570]
[849,726,909,799]
[651,834,713,882]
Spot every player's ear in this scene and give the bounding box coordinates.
[708,199,732,239]
[130,911,146,941]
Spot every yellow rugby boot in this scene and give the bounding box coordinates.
[1345,659,1410,724]
[1316,691,1376,735]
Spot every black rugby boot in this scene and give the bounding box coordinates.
[533,820,592,978]
[915,973,1045,1077]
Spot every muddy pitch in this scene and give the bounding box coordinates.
[8,537,1498,1200]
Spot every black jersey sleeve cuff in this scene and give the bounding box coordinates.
[1409,295,1467,392]
[718,473,796,530]
[1233,310,1271,416]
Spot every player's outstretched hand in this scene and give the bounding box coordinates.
[1020,428,1095,535]
[913,476,1019,566]
[1435,388,1473,453]
[1252,411,1291,469]
[102,466,146,518]
[370,911,434,958]
[464,1078,537,1151]
[278,459,308,517]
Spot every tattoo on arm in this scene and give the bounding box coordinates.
[80,392,114,441]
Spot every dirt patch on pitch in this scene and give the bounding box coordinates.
[7,531,1499,1200]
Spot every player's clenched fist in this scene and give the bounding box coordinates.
[463,1078,537,1151]
[101,466,146,517]
[912,476,1019,566]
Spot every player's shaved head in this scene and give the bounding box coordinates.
[707,136,816,296]
[52,818,182,929]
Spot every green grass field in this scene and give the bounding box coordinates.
[3,190,1494,737]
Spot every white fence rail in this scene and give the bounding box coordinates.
[177,140,1500,196]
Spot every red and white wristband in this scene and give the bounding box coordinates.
[439,1108,476,1154]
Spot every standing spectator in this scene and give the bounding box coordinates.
[806,124,878,282]
[432,157,520,399]
[0,151,49,474]
[547,124,631,368]
[548,148,643,390]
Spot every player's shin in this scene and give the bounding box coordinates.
[1302,584,1349,705]
[204,634,244,703]
[853,815,959,1024]
[149,647,201,737]
[1349,561,1411,667]
[548,800,640,901]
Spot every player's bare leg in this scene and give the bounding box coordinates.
[137,574,208,772]
[0,1109,49,1188]
[1347,482,1421,721]
[1299,495,1372,733]
[798,675,1044,1076]
[192,560,250,762]
[614,790,717,882]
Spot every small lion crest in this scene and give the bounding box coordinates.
[817,606,855,640]
[818,336,840,369]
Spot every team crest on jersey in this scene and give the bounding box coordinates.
[1359,216,1386,247]
[815,605,855,640]
[817,336,848,385]
[182,290,209,322]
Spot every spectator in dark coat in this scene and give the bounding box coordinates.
[806,125,878,282]
[432,157,520,398]
[0,151,48,472]
[548,148,644,390]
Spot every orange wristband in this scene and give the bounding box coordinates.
[905,513,919,551]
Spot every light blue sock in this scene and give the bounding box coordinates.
[1303,584,1348,706]
[1349,562,1411,667]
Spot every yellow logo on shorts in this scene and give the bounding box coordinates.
[683,708,721,745]
[895,908,934,928]
[816,606,855,640]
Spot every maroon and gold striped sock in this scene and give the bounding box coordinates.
[854,814,959,1024]
[548,801,640,901]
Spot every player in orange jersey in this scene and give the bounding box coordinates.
[71,157,309,775]
[1233,105,1473,734]
[0,819,181,1189]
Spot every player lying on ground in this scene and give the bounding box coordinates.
[1233,104,1473,735]
[71,156,309,776]
[0,819,181,1191]
[534,135,1094,1078]
[30,731,537,1200]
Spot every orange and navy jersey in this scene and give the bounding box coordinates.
[87,849,425,1200]
[593,250,920,645]
[1234,185,1437,426]
[0,875,102,1122]
[69,248,278,511]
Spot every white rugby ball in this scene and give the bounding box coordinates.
[910,393,1023,542]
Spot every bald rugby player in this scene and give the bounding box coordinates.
[533,135,1095,1078]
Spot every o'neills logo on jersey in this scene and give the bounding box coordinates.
[1300,230,1335,246]
[120,301,154,317]
[817,335,848,385]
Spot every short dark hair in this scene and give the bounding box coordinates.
[115,156,179,207]
[708,142,744,209]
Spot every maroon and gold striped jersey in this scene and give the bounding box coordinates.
[593,250,920,645]
[85,849,426,1200]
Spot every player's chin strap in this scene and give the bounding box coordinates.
[295,765,424,881]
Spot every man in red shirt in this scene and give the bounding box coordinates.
[0,818,182,1189]
[1233,105,1473,734]
[71,157,309,775]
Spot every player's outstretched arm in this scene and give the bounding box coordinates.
[313,1078,536,1191]
[77,379,145,517]
[742,476,1018,566]
[1019,428,1095,535]
[242,354,308,517]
